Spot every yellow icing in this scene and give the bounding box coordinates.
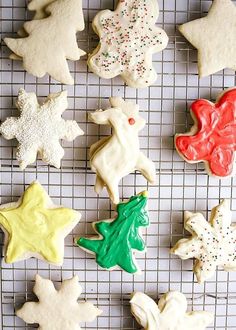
[0,181,79,264]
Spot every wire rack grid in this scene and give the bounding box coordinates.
[1,0,236,329]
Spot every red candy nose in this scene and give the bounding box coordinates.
[128,118,135,125]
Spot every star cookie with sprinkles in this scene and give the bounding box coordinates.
[0,89,84,169]
[88,0,168,88]
[171,200,236,283]
[0,181,81,265]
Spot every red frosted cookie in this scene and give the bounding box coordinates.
[175,88,236,178]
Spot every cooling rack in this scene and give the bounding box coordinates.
[1,0,236,329]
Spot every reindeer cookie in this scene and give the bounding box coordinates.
[17,275,102,330]
[130,291,213,329]
[175,88,236,178]
[88,0,168,88]
[76,192,149,274]
[89,97,156,204]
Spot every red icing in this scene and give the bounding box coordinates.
[175,89,236,177]
[128,118,135,125]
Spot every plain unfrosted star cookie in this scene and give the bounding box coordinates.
[89,97,156,204]
[130,291,213,330]
[76,191,149,274]
[88,0,168,88]
[17,275,102,330]
[0,89,84,169]
[0,181,81,265]
[5,0,85,84]
[171,200,236,283]
[175,88,236,178]
[179,0,236,77]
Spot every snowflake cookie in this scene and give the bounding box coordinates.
[175,88,236,178]
[89,97,156,204]
[88,0,168,88]
[179,0,236,77]
[171,200,236,283]
[17,275,102,330]
[5,0,85,84]
[0,89,84,169]
[0,181,81,265]
[76,191,149,274]
[130,291,213,330]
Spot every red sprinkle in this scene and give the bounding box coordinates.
[128,118,135,125]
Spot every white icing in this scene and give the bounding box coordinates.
[171,200,236,283]
[130,291,214,330]
[17,275,102,330]
[0,89,84,169]
[89,97,156,204]
[179,0,236,77]
[88,0,168,88]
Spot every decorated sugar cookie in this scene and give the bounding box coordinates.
[0,89,84,169]
[0,181,80,265]
[130,291,213,329]
[5,0,85,84]
[89,97,156,204]
[179,0,236,77]
[17,275,102,330]
[175,88,236,178]
[88,0,168,88]
[171,200,236,283]
[76,191,149,274]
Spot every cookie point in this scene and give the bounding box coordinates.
[138,191,148,198]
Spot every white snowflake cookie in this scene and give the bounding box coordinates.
[171,200,236,283]
[0,89,84,169]
[130,291,213,330]
[179,0,236,77]
[89,97,156,204]
[88,0,168,88]
[16,275,102,330]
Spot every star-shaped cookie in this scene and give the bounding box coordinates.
[130,291,213,330]
[0,89,84,169]
[0,181,81,265]
[88,0,168,88]
[171,200,236,283]
[179,0,236,77]
[17,275,102,330]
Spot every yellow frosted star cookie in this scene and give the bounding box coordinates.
[0,181,81,265]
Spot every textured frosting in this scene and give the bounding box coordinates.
[130,291,213,330]
[88,0,168,88]
[76,192,149,274]
[0,89,84,169]
[175,88,236,177]
[179,0,236,77]
[89,97,156,204]
[0,181,80,265]
[171,199,236,283]
[17,275,102,330]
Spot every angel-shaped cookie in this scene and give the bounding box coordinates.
[89,97,156,204]
[88,0,168,88]
[5,0,85,84]
[130,291,213,330]
[171,200,236,283]
[17,275,102,330]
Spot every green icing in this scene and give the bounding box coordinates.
[77,191,149,273]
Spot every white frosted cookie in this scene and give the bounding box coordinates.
[179,0,236,77]
[130,291,213,330]
[171,200,236,283]
[88,0,168,88]
[5,0,85,84]
[0,181,81,265]
[17,275,102,330]
[0,89,84,169]
[89,97,156,204]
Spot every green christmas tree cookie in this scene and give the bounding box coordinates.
[76,191,149,274]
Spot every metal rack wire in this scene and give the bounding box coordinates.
[1,0,236,329]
